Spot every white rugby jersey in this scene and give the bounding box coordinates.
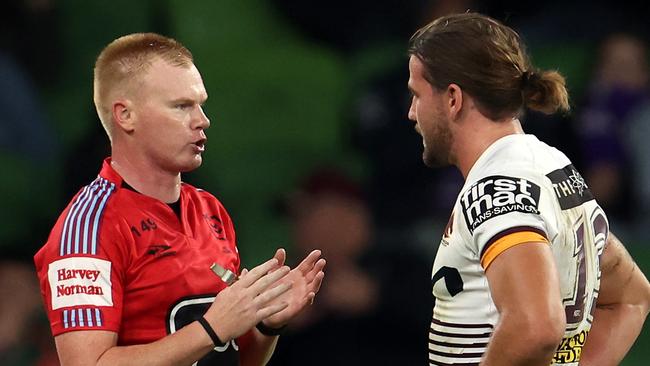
[429,134,608,366]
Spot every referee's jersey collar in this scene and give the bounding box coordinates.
[99,157,124,187]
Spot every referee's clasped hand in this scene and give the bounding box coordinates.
[204,257,293,342]
[259,248,326,330]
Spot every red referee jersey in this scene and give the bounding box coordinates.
[35,158,242,364]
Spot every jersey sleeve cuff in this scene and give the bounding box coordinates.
[480,227,549,270]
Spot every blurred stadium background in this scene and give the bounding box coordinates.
[1,0,648,364]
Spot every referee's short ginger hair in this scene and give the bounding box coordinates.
[409,13,569,120]
[93,33,194,139]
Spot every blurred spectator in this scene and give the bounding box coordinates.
[0,51,58,163]
[283,168,378,321]
[269,167,432,365]
[352,68,464,230]
[0,1,61,259]
[626,99,650,233]
[351,0,473,232]
[0,261,58,366]
[0,0,62,86]
[62,115,111,199]
[269,0,431,53]
[0,6,62,363]
[575,33,649,222]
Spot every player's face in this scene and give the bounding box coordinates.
[132,59,210,174]
[407,56,453,167]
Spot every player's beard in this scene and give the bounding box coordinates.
[422,113,453,168]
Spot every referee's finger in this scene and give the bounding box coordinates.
[311,271,325,294]
[257,301,289,320]
[255,282,292,306]
[237,258,278,287]
[249,265,290,294]
[296,250,322,273]
[305,259,326,283]
[273,248,286,267]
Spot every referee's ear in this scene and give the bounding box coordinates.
[112,99,136,133]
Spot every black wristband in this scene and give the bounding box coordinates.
[256,321,287,336]
[197,317,226,346]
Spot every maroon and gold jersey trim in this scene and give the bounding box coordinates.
[480,226,548,269]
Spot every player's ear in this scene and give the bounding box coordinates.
[112,99,136,133]
[446,83,463,121]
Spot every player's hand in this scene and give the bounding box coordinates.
[258,248,326,329]
[204,257,292,341]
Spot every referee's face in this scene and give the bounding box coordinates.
[407,56,453,168]
[131,59,210,174]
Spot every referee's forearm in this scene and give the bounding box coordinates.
[72,322,214,366]
[237,328,279,366]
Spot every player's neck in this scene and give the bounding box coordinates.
[110,153,181,204]
[455,116,524,179]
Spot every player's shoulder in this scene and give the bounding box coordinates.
[468,134,571,182]
[472,134,593,211]
[457,134,568,237]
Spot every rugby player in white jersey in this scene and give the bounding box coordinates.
[406,12,650,366]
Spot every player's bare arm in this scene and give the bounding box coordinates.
[580,232,650,365]
[482,242,566,366]
[55,258,290,366]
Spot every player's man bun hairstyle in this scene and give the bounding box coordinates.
[521,69,570,114]
[409,12,569,120]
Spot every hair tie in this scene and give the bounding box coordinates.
[521,71,531,86]
[521,70,538,88]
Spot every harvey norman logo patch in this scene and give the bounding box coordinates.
[460,175,541,233]
[47,257,112,310]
